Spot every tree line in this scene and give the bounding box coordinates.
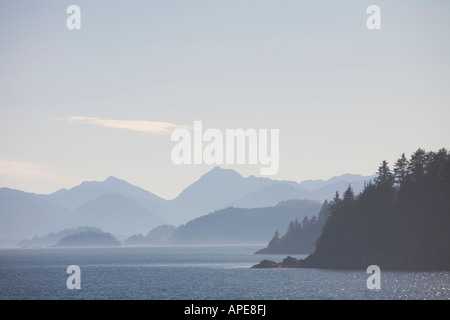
[255,201,330,254]
[303,148,450,269]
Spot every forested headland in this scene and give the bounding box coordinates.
[254,148,450,270]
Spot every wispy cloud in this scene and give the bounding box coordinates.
[63,116,189,134]
[0,157,52,177]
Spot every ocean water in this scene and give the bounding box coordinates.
[0,245,448,300]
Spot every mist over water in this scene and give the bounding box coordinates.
[0,246,448,300]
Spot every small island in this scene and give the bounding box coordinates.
[55,230,121,247]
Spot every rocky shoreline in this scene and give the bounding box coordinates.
[252,254,450,271]
[252,256,305,268]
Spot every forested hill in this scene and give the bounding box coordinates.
[55,231,120,247]
[301,148,450,270]
[169,199,321,244]
[255,201,331,254]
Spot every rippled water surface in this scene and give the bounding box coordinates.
[0,246,448,300]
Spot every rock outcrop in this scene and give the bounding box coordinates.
[251,260,280,268]
[251,256,305,268]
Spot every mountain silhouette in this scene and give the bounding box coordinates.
[68,193,165,236]
[169,199,321,244]
[226,184,310,208]
[44,176,167,213]
[224,174,371,209]
[0,167,374,241]
[167,167,283,224]
[167,167,372,224]
[0,188,68,239]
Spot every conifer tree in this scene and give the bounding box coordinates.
[408,148,427,182]
[342,184,355,205]
[375,160,394,188]
[394,153,409,185]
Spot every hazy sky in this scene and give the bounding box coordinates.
[1,0,449,199]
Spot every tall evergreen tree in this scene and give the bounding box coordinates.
[302,215,309,228]
[374,160,394,188]
[287,220,296,234]
[393,153,409,185]
[342,184,355,205]
[330,191,341,211]
[318,200,331,225]
[408,148,427,182]
[427,148,448,181]
[268,230,281,247]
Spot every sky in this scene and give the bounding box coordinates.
[1,0,449,199]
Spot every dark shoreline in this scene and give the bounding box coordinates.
[251,255,450,271]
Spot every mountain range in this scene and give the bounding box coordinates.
[0,166,374,241]
[169,199,321,245]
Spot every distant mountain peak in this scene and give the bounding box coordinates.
[208,166,240,174]
[201,166,243,179]
[104,176,123,183]
[76,176,125,188]
[103,176,132,186]
[52,188,68,195]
